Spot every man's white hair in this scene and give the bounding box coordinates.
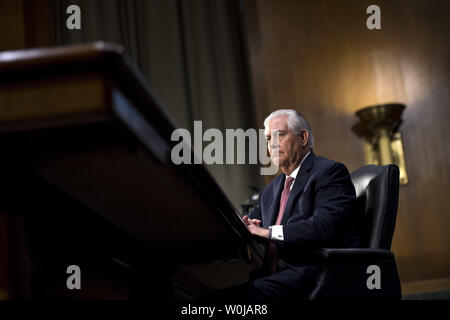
[264,109,314,149]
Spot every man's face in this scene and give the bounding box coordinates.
[266,116,307,170]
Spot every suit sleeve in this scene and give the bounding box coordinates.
[247,193,262,220]
[282,162,356,249]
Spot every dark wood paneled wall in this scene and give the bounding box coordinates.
[242,0,450,294]
[0,1,27,50]
[0,0,53,51]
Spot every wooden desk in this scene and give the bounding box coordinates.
[0,42,262,301]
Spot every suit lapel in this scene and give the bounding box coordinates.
[280,152,316,225]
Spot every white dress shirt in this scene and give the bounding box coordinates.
[270,151,311,241]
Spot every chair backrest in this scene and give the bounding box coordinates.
[350,165,400,250]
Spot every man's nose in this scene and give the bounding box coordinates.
[270,143,279,150]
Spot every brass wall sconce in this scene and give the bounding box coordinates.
[352,103,408,185]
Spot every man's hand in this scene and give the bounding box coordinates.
[243,215,262,227]
[248,224,270,239]
[243,215,269,239]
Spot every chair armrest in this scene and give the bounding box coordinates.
[309,248,402,300]
[317,248,395,262]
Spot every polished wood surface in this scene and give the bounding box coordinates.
[242,0,450,294]
[0,73,106,127]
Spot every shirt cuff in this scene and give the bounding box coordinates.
[269,225,284,241]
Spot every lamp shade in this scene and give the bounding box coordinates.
[355,103,406,128]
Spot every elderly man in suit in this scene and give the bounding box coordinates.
[241,109,362,302]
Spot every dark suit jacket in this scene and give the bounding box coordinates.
[249,151,362,270]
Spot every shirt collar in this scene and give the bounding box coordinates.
[287,150,311,180]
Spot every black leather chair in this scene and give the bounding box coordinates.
[308,164,402,300]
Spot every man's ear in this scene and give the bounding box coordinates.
[300,129,309,146]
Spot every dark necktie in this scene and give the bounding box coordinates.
[276,176,295,225]
[265,176,295,275]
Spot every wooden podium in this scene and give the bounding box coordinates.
[0,42,262,301]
